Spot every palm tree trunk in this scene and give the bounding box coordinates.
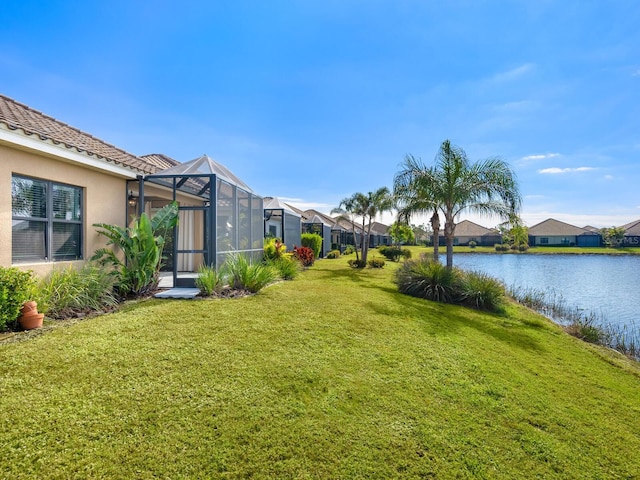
[444,215,455,269]
[430,211,440,262]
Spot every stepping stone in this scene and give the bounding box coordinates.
[154,288,200,299]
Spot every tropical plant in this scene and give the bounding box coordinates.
[195,264,224,296]
[457,270,506,313]
[223,254,278,293]
[395,140,521,269]
[92,201,179,297]
[326,250,341,259]
[331,195,364,262]
[347,259,367,269]
[0,267,36,331]
[378,246,411,262]
[367,258,385,268]
[264,237,287,260]
[36,263,119,319]
[301,233,323,259]
[293,246,315,267]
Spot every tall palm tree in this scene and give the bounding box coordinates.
[394,155,441,261]
[331,193,366,261]
[394,140,521,269]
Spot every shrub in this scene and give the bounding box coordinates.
[457,270,506,313]
[468,240,477,249]
[267,255,301,280]
[195,264,224,296]
[401,248,412,260]
[379,246,412,262]
[395,259,460,303]
[0,267,36,331]
[494,243,509,252]
[347,259,367,269]
[518,243,529,252]
[326,250,341,259]
[343,245,355,255]
[264,238,286,260]
[367,258,385,268]
[223,254,278,293]
[301,233,323,259]
[38,263,119,319]
[293,246,315,267]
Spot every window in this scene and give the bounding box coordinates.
[540,237,549,245]
[11,175,83,263]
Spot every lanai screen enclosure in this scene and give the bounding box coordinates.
[263,197,301,251]
[135,154,263,287]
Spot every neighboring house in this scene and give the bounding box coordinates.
[369,221,391,247]
[301,210,334,257]
[452,220,501,246]
[620,219,640,246]
[2,94,263,285]
[528,218,601,247]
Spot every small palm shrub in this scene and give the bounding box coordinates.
[0,267,36,331]
[457,270,506,313]
[367,258,385,268]
[301,233,323,259]
[38,263,119,319]
[195,264,224,296]
[267,255,302,280]
[224,254,278,293]
[293,246,315,267]
[395,259,460,303]
[326,250,341,259]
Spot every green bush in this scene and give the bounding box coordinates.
[518,243,529,252]
[195,264,224,296]
[0,267,36,331]
[223,254,278,293]
[379,246,405,262]
[267,255,302,280]
[367,258,385,268]
[395,259,460,303]
[347,259,367,269]
[494,243,509,252]
[38,263,119,319]
[457,270,506,313]
[301,233,323,259]
[343,245,355,255]
[469,240,477,249]
[326,250,341,259]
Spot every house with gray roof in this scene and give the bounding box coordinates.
[528,218,601,247]
[451,220,501,246]
[620,219,640,246]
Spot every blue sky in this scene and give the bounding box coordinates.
[2,1,639,228]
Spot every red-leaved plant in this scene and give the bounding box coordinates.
[293,246,315,267]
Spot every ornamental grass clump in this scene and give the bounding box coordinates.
[266,255,302,280]
[37,263,119,319]
[395,258,460,303]
[224,254,278,293]
[195,264,224,296]
[457,270,506,313]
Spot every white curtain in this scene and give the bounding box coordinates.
[177,210,194,272]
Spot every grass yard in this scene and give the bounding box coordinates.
[1,257,639,478]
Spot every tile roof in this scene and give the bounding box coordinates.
[369,221,390,235]
[528,218,591,236]
[620,219,640,236]
[0,94,157,174]
[454,219,496,237]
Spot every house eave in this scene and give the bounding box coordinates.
[0,124,141,179]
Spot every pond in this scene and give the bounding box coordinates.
[444,253,639,333]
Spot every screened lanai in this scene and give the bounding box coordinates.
[302,214,333,258]
[263,197,301,250]
[134,154,263,287]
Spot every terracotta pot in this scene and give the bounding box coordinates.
[18,301,43,330]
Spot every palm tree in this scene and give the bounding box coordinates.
[394,155,441,261]
[394,140,521,269]
[331,193,365,261]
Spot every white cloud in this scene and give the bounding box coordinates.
[490,63,535,83]
[604,175,614,180]
[538,167,595,174]
[521,153,560,161]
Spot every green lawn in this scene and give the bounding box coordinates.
[1,258,639,479]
